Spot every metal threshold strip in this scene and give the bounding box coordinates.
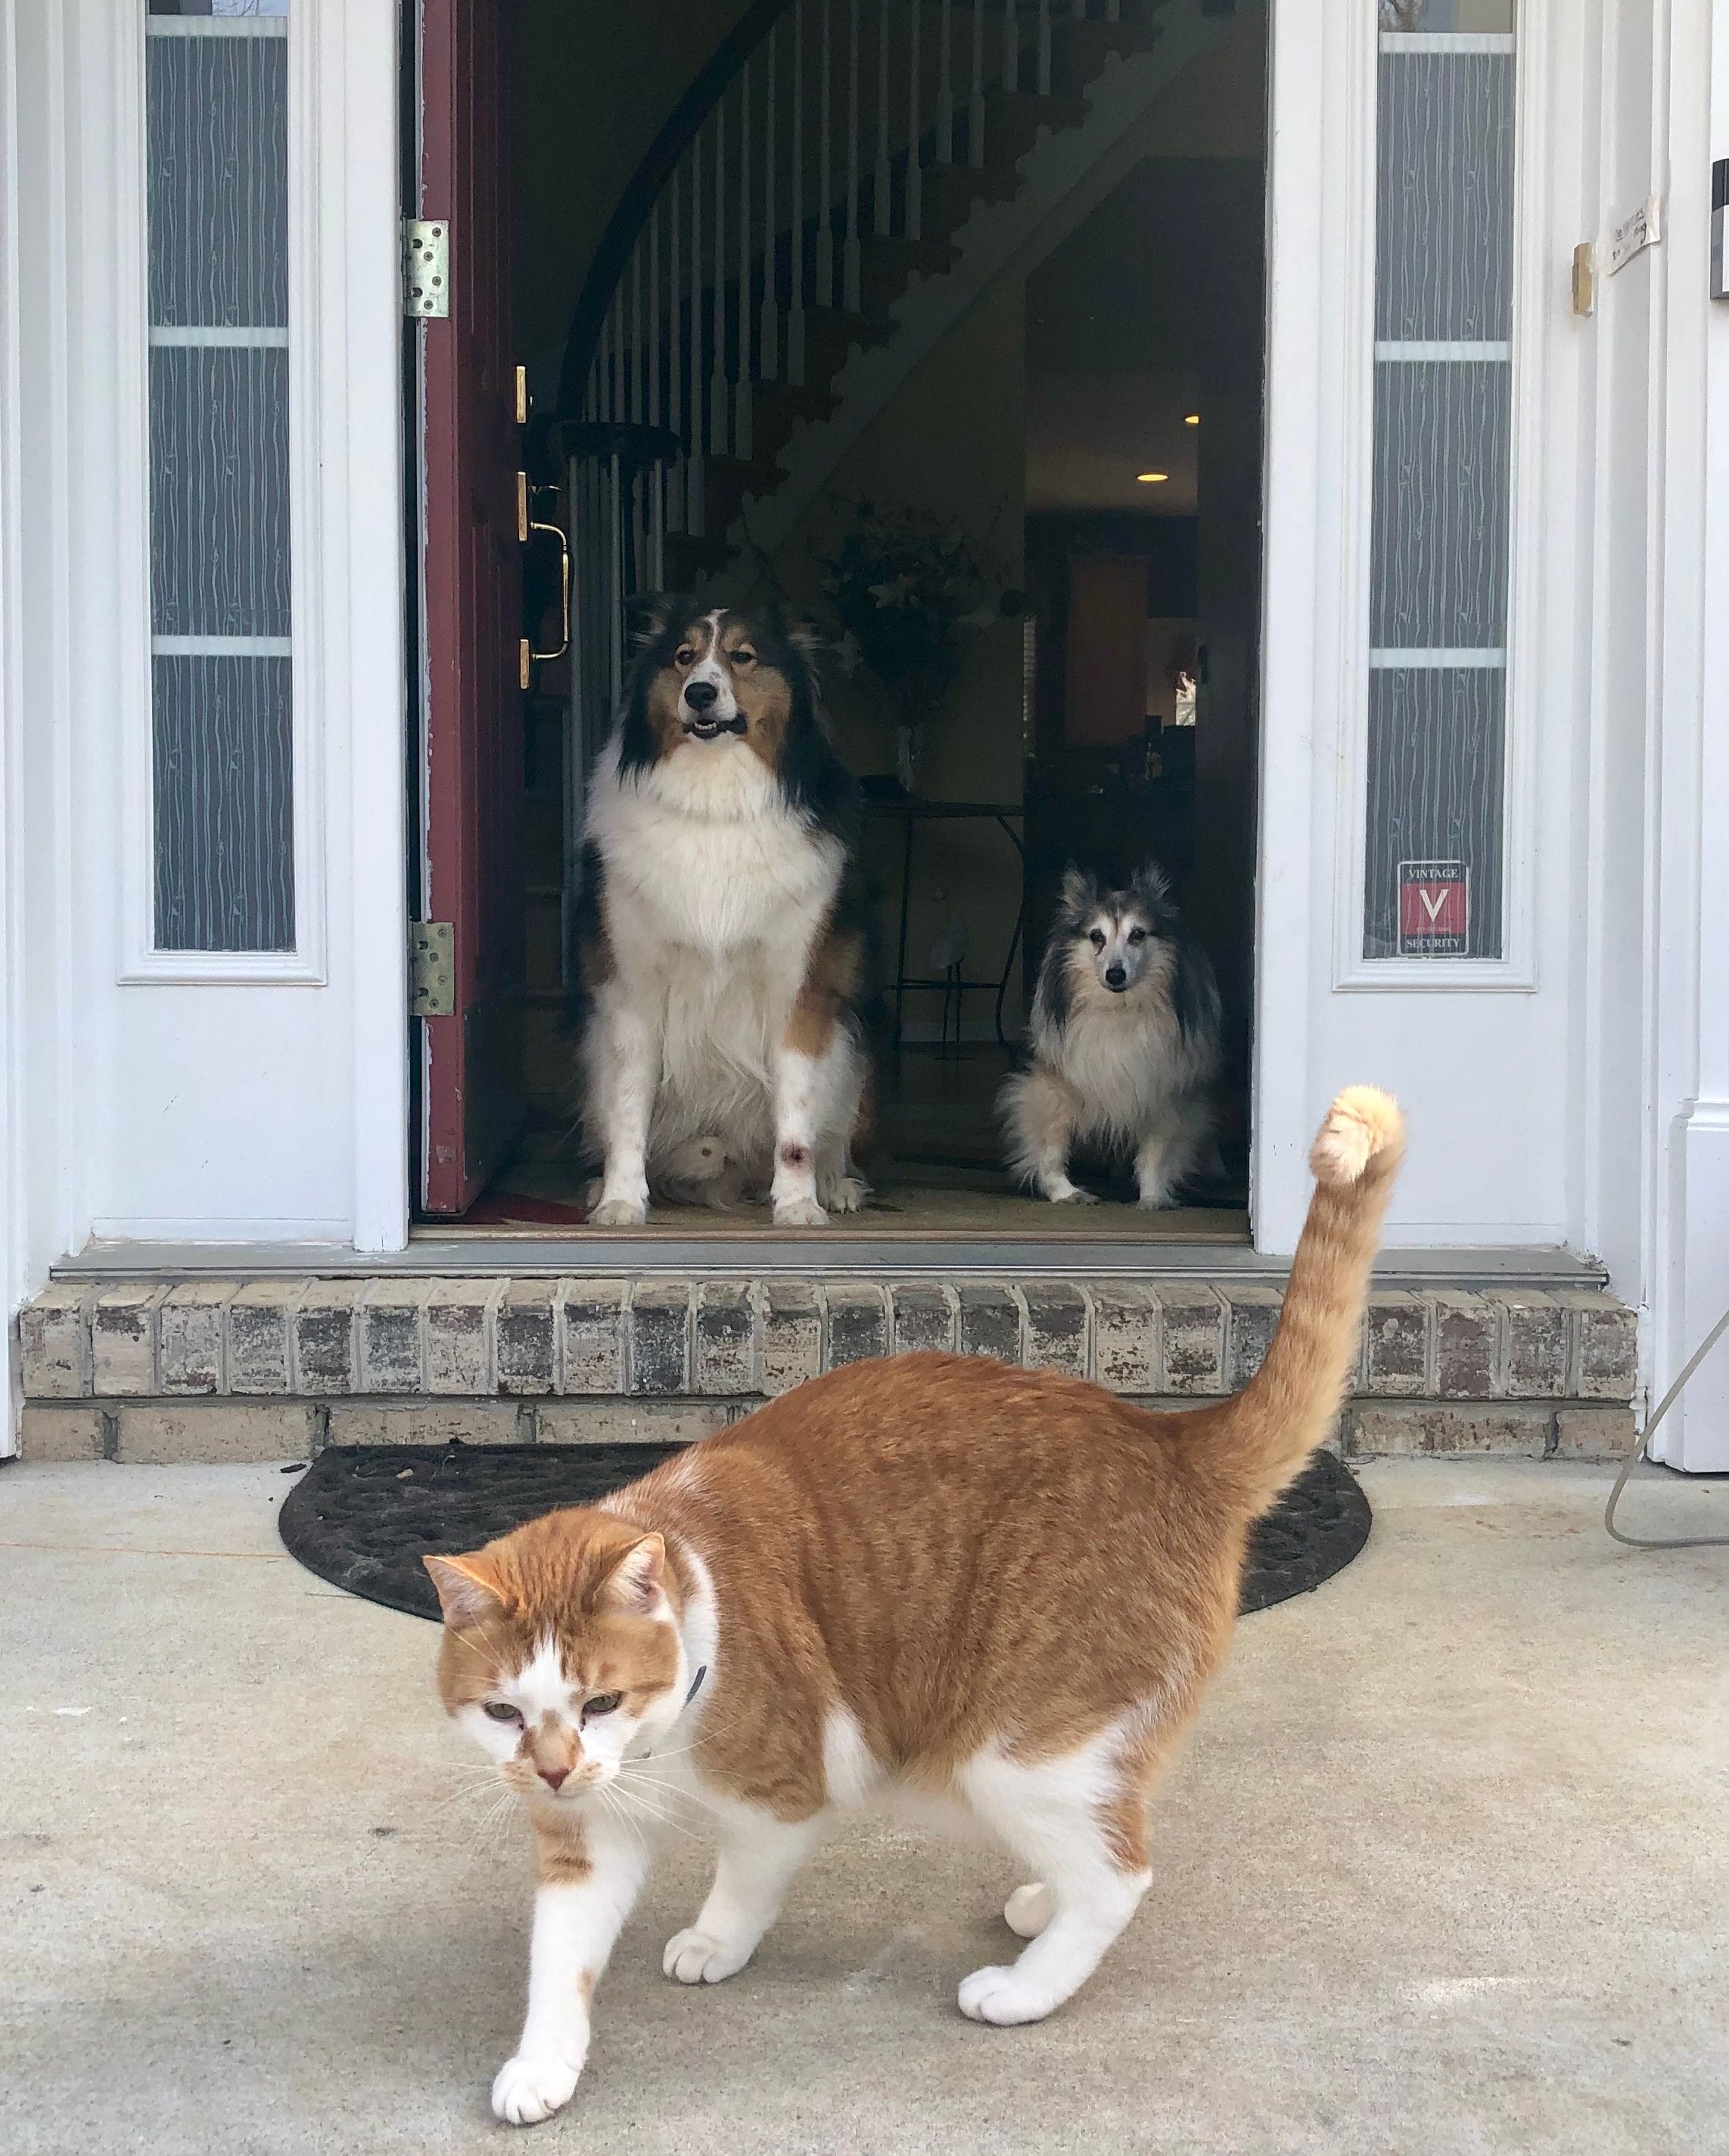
[53,1236,1609,1288]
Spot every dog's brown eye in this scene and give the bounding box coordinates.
[1127,927,1146,945]
[675,647,695,666]
[732,648,756,666]
[483,1701,522,1724]
[584,1692,623,1720]
[1089,930,1106,951]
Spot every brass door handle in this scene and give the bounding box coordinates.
[528,512,570,663]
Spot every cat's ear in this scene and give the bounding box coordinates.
[423,1551,505,1626]
[599,1532,666,1614]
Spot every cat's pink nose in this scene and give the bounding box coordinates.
[538,1764,569,1791]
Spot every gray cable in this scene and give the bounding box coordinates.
[1603,1304,1729,1549]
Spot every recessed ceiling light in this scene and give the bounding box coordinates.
[1136,471,1168,483]
[1183,412,1200,426]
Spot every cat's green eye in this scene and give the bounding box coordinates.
[483,1700,521,1723]
[584,1692,623,1719]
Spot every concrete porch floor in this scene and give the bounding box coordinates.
[2,1455,1725,2156]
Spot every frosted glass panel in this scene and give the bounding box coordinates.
[1370,359,1509,650]
[146,6,293,953]
[1376,51,1513,341]
[1364,8,1514,963]
[154,657,295,952]
[1364,669,1504,959]
[149,346,290,637]
[147,26,287,326]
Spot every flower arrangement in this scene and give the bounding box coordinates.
[813,497,1022,789]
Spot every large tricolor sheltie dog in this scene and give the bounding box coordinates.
[999,862,1223,1207]
[571,595,874,1228]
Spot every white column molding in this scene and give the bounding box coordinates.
[1643,0,1729,1468]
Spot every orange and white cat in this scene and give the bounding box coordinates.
[427,1086,1406,2125]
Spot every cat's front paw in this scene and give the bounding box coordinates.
[490,2047,583,2126]
[663,1925,754,1985]
[588,1196,647,1229]
[957,1963,1059,2027]
[819,1173,869,1214]
[1003,1883,1054,1939]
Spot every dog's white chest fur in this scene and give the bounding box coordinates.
[585,742,842,1156]
[1061,996,1186,1139]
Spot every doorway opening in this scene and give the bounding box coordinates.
[413,0,1267,1242]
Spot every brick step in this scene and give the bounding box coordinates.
[19,1275,1637,1464]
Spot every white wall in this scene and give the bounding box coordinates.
[0,0,409,1403]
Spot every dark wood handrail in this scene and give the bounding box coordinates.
[555,0,795,423]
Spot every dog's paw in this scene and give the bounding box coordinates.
[1003,1883,1054,1939]
[819,1173,869,1214]
[772,1195,829,1229]
[957,1963,1059,2026]
[1046,1183,1099,1206]
[490,2047,584,2126]
[588,1197,647,1229]
[1135,1189,1178,1211]
[663,1926,754,1985]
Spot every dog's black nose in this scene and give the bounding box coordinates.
[684,679,719,712]
[1105,965,1127,989]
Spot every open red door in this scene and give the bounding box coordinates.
[417,0,526,1213]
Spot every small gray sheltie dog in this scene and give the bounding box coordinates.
[1000,862,1223,1207]
[569,594,875,1229]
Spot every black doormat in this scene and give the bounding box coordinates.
[280,1442,1370,1622]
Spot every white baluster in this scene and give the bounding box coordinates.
[1071,0,1085,19]
[711,101,729,456]
[1106,0,1119,20]
[1037,0,1050,96]
[737,64,753,459]
[845,0,862,309]
[875,0,891,236]
[907,0,922,240]
[652,459,666,590]
[1003,0,1018,96]
[608,452,623,704]
[760,24,779,382]
[816,0,835,308]
[630,231,644,427]
[642,209,655,429]
[668,166,684,533]
[938,0,953,164]
[790,0,807,383]
[689,132,704,485]
[970,0,985,162]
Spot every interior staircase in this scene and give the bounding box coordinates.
[552,0,1236,770]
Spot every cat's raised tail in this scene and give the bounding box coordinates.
[1210,1085,1406,1514]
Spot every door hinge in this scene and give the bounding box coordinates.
[409,921,455,1016]
[403,218,450,318]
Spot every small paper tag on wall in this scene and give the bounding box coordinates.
[1398,860,1469,957]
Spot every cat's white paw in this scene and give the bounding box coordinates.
[490,2047,583,2126]
[589,1196,646,1229]
[663,1926,754,1985]
[1003,1883,1055,1939]
[819,1173,869,1214]
[771,1195,829,1229]
[957,1963,1059,2026]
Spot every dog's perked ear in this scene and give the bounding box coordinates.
[1127,858,1174,921]
[625,589,697,651]
[1059,864,1099,920]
